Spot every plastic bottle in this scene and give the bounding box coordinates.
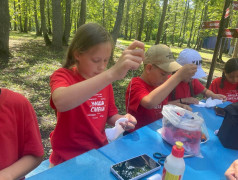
[162,141,185,180]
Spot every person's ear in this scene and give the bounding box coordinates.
[145,64,153,73]
[73,51,80,61]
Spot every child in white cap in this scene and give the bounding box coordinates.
[168,48,226,111]
[125,44,197,132]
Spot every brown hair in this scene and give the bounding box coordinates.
[220,58,238,89]
[63,23,114,69]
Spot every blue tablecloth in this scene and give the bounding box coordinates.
[28,101,238,179]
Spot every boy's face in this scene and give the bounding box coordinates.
[75,42,112,79]
[148,65,171,87]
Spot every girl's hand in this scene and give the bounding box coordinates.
[110,40,145,80]
[212,94,227,101]
[119,113,137,131]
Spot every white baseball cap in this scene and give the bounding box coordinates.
[176,48,207,79]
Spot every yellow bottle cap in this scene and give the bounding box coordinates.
[175,141,183,149]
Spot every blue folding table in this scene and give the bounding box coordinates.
[27,101,238,179]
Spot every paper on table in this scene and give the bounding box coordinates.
[194,97,223,108]
[105,118,128,142]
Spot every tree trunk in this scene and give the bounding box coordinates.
[187,1,197,47]
[155,0,168,44]
[40,0,51,46]
[178,0,187,46]
[218,38,226,62]
[0,0,10,67]
[23,0,28,33]
[52,0,63,50]
[47,0,52,34]
[28,18,31,31]
[129,15,133,40]
[162,5,170,45]
[124,0,130,40]
[233,39,238,58]
[63,0,71,46]
[232,21,238,57]
[206,0,232,88]
[78,0,86,27]
[34,0,41,36]
[18,0,23,32]
[137,0,146,41]
[13,1,17,31]
[179,0,190,47]
[217,15,230,62]
[170,1,178,46]
[195,1,207,50]
[111,0,125,45]
[145,20,153,42]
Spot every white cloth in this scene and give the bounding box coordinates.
[194,97,223,108]
[105,118,128,142]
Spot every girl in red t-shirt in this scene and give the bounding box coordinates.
[49,23,144,166]
[209,58,238,103]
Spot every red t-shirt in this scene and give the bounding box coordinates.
[0,88,44,170]
[49,68,118,165]
[209,77,238,103]
[168,79,205,101]
[125,77,168,131]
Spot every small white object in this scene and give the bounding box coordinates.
[105,118,128,142]
[147,173,162,180]
[194,97,223,108]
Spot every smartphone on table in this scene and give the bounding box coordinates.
[110,154,161,180]
[214,106,226,117]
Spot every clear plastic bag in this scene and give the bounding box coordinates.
[161,105,205,156]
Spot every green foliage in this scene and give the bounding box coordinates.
[8,0,237,49]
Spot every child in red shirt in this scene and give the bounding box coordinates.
[0,88,44,180]
[125,44,197,131]
[49,23,144,166]
[168,49,226,110]
[209,58,238,103]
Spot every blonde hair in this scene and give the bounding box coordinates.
[63,23,114,69]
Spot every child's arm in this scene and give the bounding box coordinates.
[0,155,43,180]
[107,113,137,131]
[202,88,227,101]
[140,64,197,109]
[52,41,144,112]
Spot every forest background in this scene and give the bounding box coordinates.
[0,0,237,159]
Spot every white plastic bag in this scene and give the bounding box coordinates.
[161,105,204,156]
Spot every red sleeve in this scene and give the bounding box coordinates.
[22,97,44,157]
[50,68,71,93]
[49,68,73,109]
[108,85,118,117]
[209,78,220,94]
[193,79,205,95]
[126,78,149,112]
